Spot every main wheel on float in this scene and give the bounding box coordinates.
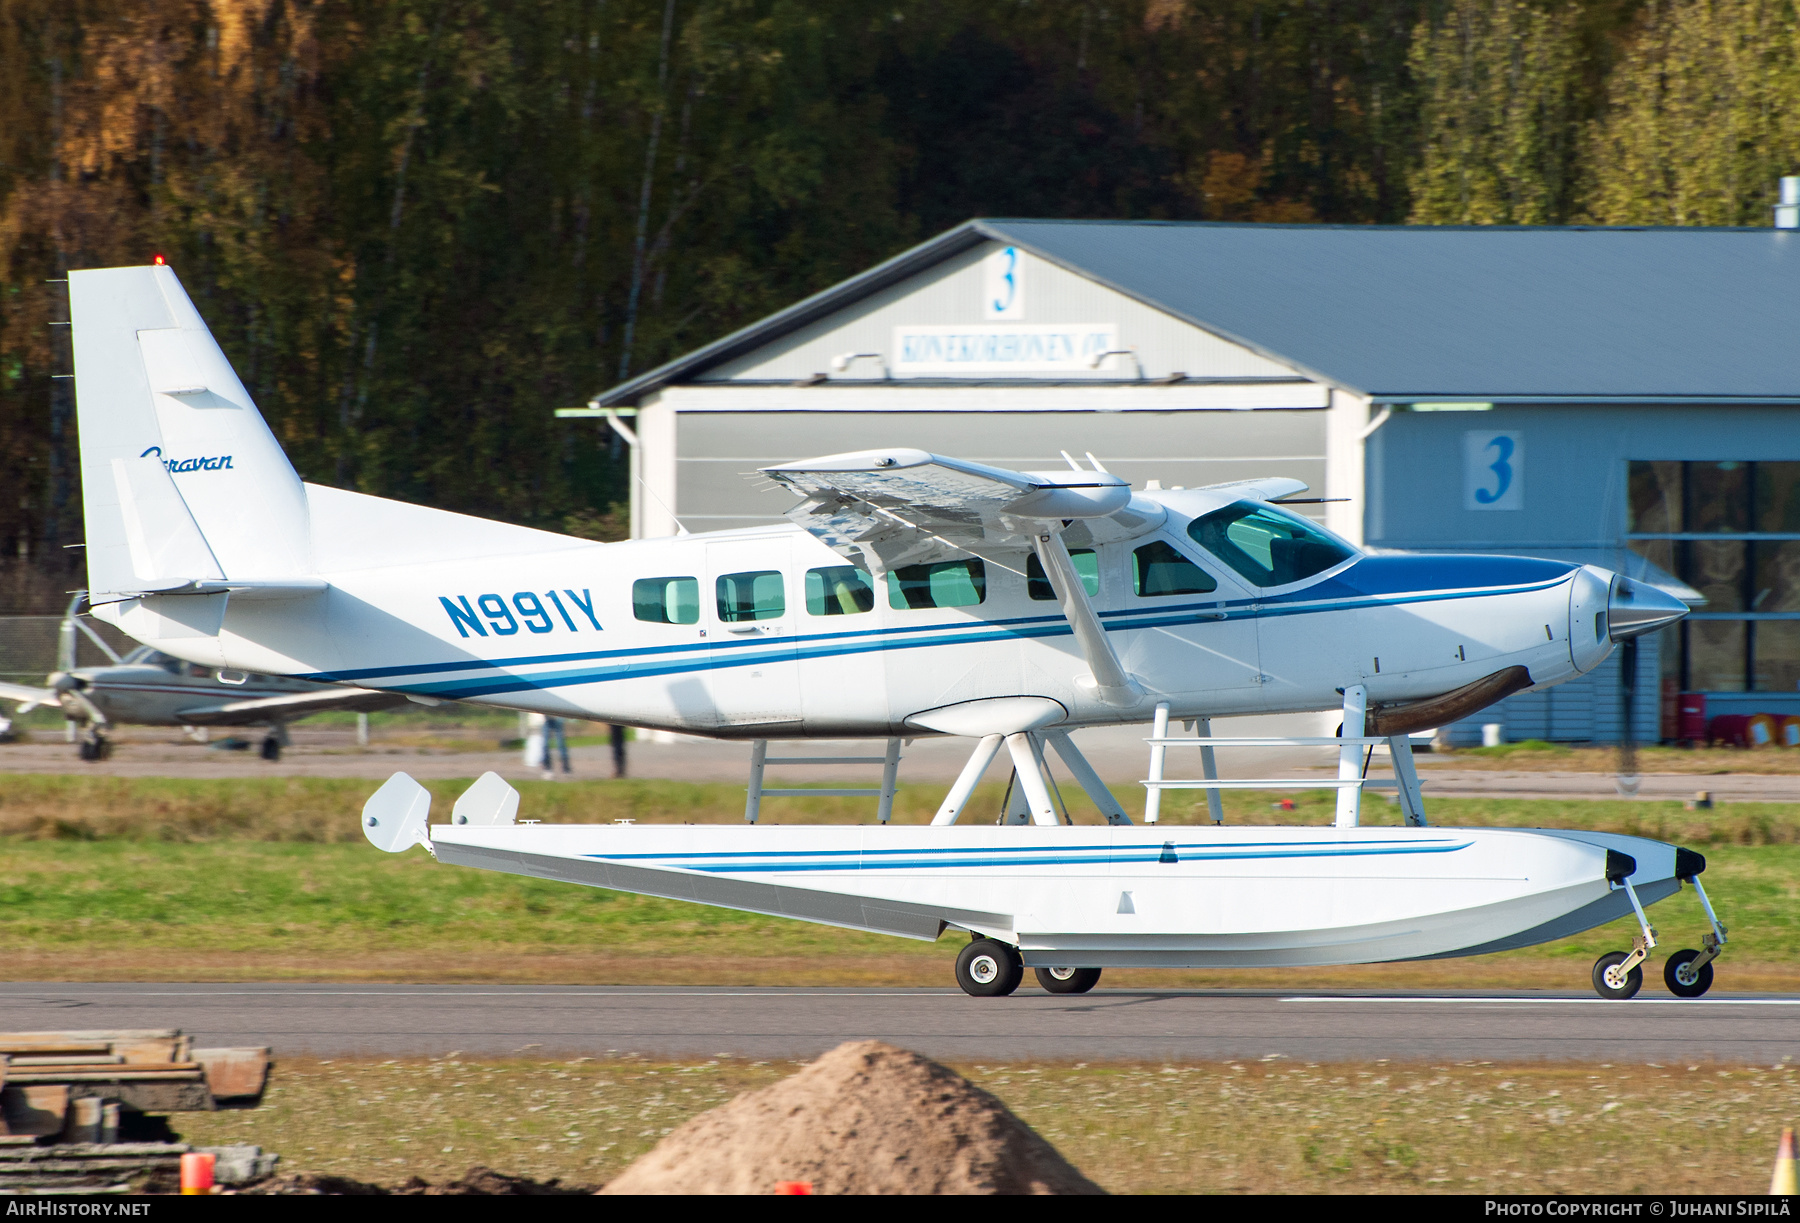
[1663,949,1714,998]
[1591,950,1643,1000]
[955,938,1024,997]
[1034,966,1102,995]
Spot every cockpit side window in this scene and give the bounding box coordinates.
[1188,501,1356,588]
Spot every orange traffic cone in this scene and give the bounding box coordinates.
[1773,1128,1797,1196]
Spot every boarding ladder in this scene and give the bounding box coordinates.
[743,738,904,824]
[1141,684,1428,827]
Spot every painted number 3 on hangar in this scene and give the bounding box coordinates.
[1465,430,1524,511]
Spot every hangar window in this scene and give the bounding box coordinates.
[716,571,786,622]
[886,559,986,609]
[632,576,699,625]
[1132,541,1216,597]
[1627,460,1800,693]
[1188,501,1355,588]
[805,565,875,616]
[1026,549,1099,600]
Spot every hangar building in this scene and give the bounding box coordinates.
[598,220,1800,744]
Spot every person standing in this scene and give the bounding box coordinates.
[543,716,571,779]
[610,723,628,779]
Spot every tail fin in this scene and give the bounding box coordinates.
[69,265,310,600]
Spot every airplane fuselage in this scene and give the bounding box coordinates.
[97,490,1609,738]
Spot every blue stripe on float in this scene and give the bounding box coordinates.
[584,839,1474,873]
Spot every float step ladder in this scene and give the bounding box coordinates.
[1140,685,1428,827]
[744,738,904,823]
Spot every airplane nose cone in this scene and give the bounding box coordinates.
[1608,577,1689,641]
[48,672,76,692]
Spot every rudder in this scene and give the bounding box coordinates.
[70,265,310,600]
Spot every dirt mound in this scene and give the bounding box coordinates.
[244,1167,595,1195]
[599,1040,1104,1195]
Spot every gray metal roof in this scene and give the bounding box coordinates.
[601,219,1800,405]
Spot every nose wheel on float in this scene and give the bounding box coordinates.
[1590,861,1728,1000]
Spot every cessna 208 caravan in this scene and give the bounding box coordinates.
[69,263,1719,1000]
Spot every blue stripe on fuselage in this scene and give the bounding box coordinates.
[301,553,1575,699]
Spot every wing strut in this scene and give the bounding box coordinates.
[1030,533,1143,708]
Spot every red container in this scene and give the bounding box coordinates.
[1709,714,1749,748]
[1678,693,1707,742]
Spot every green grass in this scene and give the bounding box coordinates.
[176,1056,1800,1194]
[0,775,1795,986]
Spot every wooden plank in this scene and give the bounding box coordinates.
[7,1056,126,1067]
[0,1086,68,1137]
[0,1043,113,1057]
[194,1048,270,1102]
[4,1070,205,1084]
[0,1031,178,1042]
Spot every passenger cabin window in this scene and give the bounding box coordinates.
[886,559,986,609]
[633,576,699,625]
[1188,501,1355,588]
[1133,540,1218,597]
[806,565,874,616]
[1026,549,1099,600]
[717,570,786,622]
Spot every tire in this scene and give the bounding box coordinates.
[1591,950,1643,1000]
[1034,966,1102,995]
[77,739,97,762]
[260,736,282,762]
[1663,949,1714,999]
[955,938,1023,997]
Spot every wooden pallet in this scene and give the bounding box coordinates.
[0,1030,270,1141]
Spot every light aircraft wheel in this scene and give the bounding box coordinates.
[1034,966,1101,995]
[76,739,98,762]
[1662,949,1714,999]
[1591,951,1643,1000]
[260,735,282,762]
[956,938,1023,998]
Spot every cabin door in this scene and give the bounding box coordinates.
[705,538,803,731]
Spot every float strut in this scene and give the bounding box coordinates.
[932,734,1005,826]
[1335,686,1367,828]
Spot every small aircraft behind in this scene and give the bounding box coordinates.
[0,595,407,760]
[67,262,1718,1001]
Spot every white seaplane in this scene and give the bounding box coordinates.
[68,263,1723,1001]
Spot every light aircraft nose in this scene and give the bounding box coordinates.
[1607,577,1688,641]
[48,671,78,692]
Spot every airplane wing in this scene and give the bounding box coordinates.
[0,680,59,712]
[760,448,1166,575]
[763,449,1161,707]
[172,686,409,725]
[1196,476,1310,502]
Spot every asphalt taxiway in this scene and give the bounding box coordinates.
[1,983,1794,1064]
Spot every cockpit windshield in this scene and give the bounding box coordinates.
[1187,500,1357,588]
[122,646,184,674]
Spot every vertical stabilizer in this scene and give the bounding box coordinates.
[70,265,310,600]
